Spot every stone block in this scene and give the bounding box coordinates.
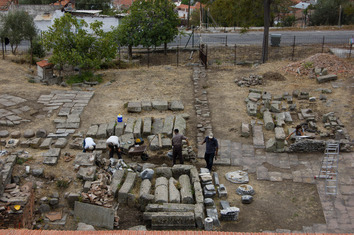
[284,112,293,123]
[162,115,175,137]
[241,123,250,137]
[194,203,205,229]
[151,212,196,230]
[266,138,276,152]
[169,178,180,203]
[139,179,152,197]
[86,125,98,138]
[0,130,9,138]
[111,170,125,198]
[169,100,184,111]
[172,164,192,178]
[155,177,168,203]
[29,138,41,149]
[252,125,265,148]
[70,138,84,150]
[133,118,142,138]
[74,153,96,166]
[127,102,142,113]
[42,148,61,158]
[246,102,257,116]
[179,174,194,204]
[118,172,137,203]
[317,74,337,83]
[74,201,114,229]
[43,157,58,165]
[155,167,172,179]
[142,117,152,137]
[83,181,92,193]
[124,118,135,134]
[270,103,280,113]
[141,101,152,111]
[152,118,164,135]
[54,138,68,148]
[275,127,285,140]
[106,121,116,137]
[263,110,274,130]
[152,100,168,111]
[194,181,204,204]
[39,138,52,149]
[77,166,96,181]
[190,167,200,183]
[120,133,135,152]
[206,208,220,226]
[161,138,172,148]
[96,124,108,139]
[173,115,186,135]
[23,129,35,138]
[115,122,125,136]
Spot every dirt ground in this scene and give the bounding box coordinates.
[0,48,352,231]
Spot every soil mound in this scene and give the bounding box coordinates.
[284,53,353,77]
[263,71,286,81]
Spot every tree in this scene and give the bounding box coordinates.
[310,0,354,25]
[1,10,37,54]
[114,0,180,58]
[262,0,271,63]
[42,13,117,74]
[75,0,112,14]
[19,0,55,4]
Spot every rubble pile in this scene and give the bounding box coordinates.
[284,53,354,77]
[234,74,263,87]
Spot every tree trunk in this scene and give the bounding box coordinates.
[187,0,191,29]
[261,0,271,63]
[1,39,4,60]
[128,45,132,61]
[30,38,33,67]
[164,42,167,55]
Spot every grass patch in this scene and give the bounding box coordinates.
[65,71,103,85]
[16,157,33,165]
[56,180,70,189]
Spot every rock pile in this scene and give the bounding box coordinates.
[234,74,263,87]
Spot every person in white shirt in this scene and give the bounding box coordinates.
[83,137,96,152]
[106,136,121,159]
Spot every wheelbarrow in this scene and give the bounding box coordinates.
[128,145,149,161]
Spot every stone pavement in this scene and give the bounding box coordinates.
[194,65,354,233]
[0,94,31,127]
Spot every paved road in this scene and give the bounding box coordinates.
[170,30,354,47]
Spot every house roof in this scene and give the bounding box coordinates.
[36,60,53,68]
[113,0,135,8]
[53,0,71,7]
[0,0,11,11]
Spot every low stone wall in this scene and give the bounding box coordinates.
[289,139,353,153]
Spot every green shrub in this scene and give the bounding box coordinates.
[29,38,46,58]
[65,71,102,85]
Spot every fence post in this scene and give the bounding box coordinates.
[192,27,194,48]
[177,46,179,67]
[322,36,325,53]
[234,44,237,65]
[206,45,208,69]
[225,35,228,47]
[292,36,296,61]
[349,43,352,59]
[147,47,150,68]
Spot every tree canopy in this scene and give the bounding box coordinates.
[114,0,180,50]
[310,0,354,25]
[0,10,37,54]
[42,13,117,72]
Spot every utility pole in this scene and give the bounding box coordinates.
[261,0,271,63]
[338,5,342,28]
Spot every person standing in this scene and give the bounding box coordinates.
[106,136,122,159]
[171,129,189,165]
[83,137,96,152]
[201,133,218,172]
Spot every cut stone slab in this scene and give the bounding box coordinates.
[206,208,220,227]
[152,118,164,135]
[74,201,114,229]
[143,117,152,137]
[106,121,116,137]
[120,133,135,152]
[169,100,184,111]
[179,174,194,204]
[252,125,265,148]
[86,125,98,138]
[155,177,168,204]
[39,138,53,149]
[266,138,277,152]
[152,100,168,111]
[246,102,257,116]
[77,166,96,181]
[127,102,142,113]
[115,122,125,136]
[29,138,41,149]
[263,110,274,130]
[118,172,137,203]
[162,115,174,137]
[141,101,152,111]
[43,157,58,165]
[96,124,108,139]
[111,170,125,198]
[54,138,68,148]
[151,211,196,230]
[124,118,135,134]
[74,153,96,166]
[133,118,142,138]
[317,74,337,83]
[225,170,249,184]
[241,123,250,137]
[70,138,84,150]
[169,178,180,203]
[173,115,186,135]
[42,148,61,158]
